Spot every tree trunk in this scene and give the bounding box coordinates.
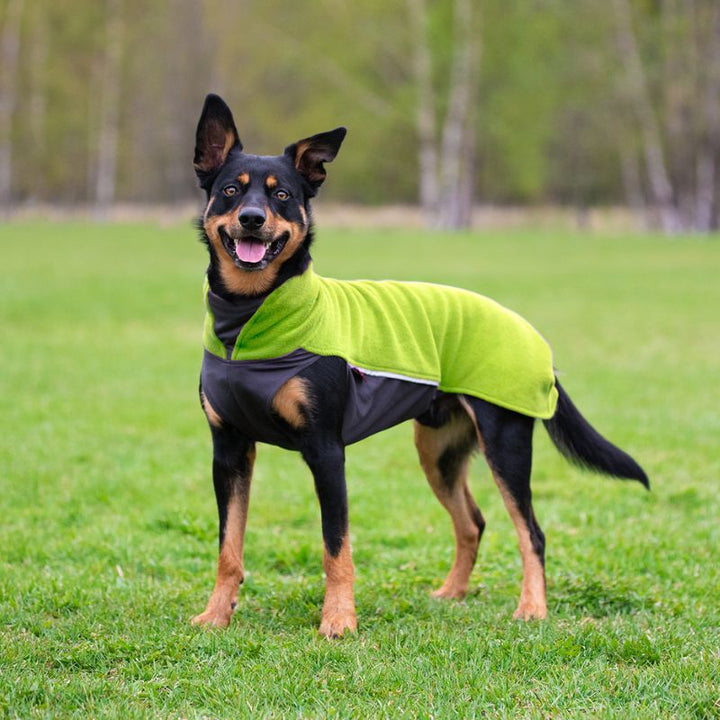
[407,0,439,224]
[94,0,124,219]
[28,0,48,203]
[456,104,476,229]
[0,0,24,215]
[619,145,650,231]
[408,0,480,230]
[661,0,694,228]
[695,3,720,232]
[611,0,681,234]
[436,0,479,230]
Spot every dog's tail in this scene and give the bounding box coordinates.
[543,380,649,488]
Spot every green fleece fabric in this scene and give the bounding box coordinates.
[204,266,558,419]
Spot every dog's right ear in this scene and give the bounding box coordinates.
[194,94,242,187]
[284,127,346,195]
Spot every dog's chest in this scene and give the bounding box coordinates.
[201,348,318,448]
[201,349,438,448]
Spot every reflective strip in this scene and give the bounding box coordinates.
[351,365,439,387]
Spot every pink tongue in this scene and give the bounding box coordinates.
[236,239,266,263]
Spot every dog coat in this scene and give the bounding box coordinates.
[201,266,558,448]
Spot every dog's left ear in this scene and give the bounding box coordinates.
[284,127,346,194]
[194,94,242,187]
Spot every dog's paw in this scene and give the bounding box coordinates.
[512,601,547,621]
[319,610,357,639]
[431,583,467,600]
[191,597,236,629]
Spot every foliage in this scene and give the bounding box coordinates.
[0,0,717,224]
[1,221,719,717]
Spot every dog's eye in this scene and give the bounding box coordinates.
[223,185,237,197]
[274,189,290,201]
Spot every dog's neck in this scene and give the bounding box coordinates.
[204,244,313,356]
[205,284,267,354]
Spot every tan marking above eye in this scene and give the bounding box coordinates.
[265,175,278,189]
[237,172,250,186]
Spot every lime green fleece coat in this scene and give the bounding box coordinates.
[204,267,558,419]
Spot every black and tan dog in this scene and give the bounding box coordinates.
[191,94,648,638]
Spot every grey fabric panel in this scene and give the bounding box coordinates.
[342,367,437,445]
[202,349,440,449]
[201,348,321,449]
[206,287,265,357]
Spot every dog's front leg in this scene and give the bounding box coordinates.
[303,441,356,638]
[192,421,255,629]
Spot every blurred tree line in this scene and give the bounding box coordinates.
[1,0,719,231]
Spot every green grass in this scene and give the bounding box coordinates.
[1,220,718,718]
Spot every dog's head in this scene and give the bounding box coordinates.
[194,94,345,296]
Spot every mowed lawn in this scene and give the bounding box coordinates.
[1,220,718,719]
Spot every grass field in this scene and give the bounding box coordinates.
[1,220,718,718]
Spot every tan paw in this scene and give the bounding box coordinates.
[513,600,547,621]
[431,582,467,600]
[319,610,357,639]
[191,597,236,628]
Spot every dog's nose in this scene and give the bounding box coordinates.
[239,208,266,231]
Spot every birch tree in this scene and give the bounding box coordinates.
[28,0,48,203]
[693,2,720,231]
[611,0,681,233]
[408,0,438,226]
[0,0,23,213]
[612,0,720,232]
[409,0,480,229]
[93,0,124,218]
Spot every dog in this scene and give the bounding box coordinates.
[190,94,648,638]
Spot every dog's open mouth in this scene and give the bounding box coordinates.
[219,228,289,271]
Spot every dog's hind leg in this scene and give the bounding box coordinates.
[192,408,255,629]
[414,399,484,599]
[466,397,547,620]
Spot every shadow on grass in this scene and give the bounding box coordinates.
[550,575,652,618]
[147,513,215,543]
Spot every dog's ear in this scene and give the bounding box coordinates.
[284,127,346,194]
[194,94,242,186]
